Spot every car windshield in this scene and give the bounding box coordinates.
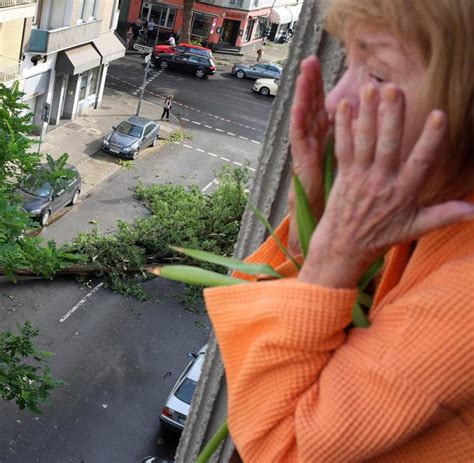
[20,174,52,198]
[115,121,142,138]
[174,378,197,405]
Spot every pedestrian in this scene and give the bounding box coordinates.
[203,0,474,461]
[167,33,176,47]
[161,95,173,121]
[125,26,133,48]
[256,47,263,63]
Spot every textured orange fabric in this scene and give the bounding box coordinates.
[204,196,474,462]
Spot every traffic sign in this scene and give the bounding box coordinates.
[133,43,153,53]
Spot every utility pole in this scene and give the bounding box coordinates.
[133,43,154,116]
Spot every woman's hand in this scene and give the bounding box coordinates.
[288,56,329,256]
[299,83,474,288]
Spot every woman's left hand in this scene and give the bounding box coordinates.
[299,83,474,288]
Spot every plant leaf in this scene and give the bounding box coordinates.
[324,138,335,204]
[196,420,229,463]
[352,301,370,328]
[171,246,282,278]
[247,199,300,270]
[358,257,384,291]
[357,291,373,308]
[292,175,316,257]
[146,265,247,287]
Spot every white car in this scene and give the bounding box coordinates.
[160,343,208,432]
[253,77,279,96]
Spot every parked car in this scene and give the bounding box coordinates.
[102,116,160,159]
[160,344,208,432]
[232,62,282,80]
[17,165,81,226]
[153,42,213,59]
[253,77,279,96]
[154,52,216,79]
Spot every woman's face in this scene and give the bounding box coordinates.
[325,23,431,161]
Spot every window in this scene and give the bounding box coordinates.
[142,3,177,29]
[79,0,97,22]
[79,70,89,101]
[191,13,214,38]
[89,67,100,95]
[255,16,267,38]
[245,18,255,41]
[229,0,243,6]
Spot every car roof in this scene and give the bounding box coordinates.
[126,116,154,127]
[186,344,208,381]
[177,43,211,51]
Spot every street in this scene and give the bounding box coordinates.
[0,56,273,462]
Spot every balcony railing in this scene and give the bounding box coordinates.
[0,0,35,7]
[0,56,21,83]
[28,19,102,54]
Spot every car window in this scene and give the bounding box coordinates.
[20,175,52,198]
[115,121,142,138]
[254,64,266,71]
[176,46,186,53]
[144,125,154,136]
[187,55,200,63]
[174,378,197,405]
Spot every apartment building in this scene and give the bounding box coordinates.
[122,0,302,51]
[22,0,125,134]
[0,0,36,87]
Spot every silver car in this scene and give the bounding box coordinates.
[232,62,282,80]
[102,116,160,159]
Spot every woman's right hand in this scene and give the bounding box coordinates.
[288,56,329,256]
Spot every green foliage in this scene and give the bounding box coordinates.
[0,321,63,413]
[168,129,184,143]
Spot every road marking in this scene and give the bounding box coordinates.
[239,136,248,140]
[204,124,213,129]
[59,283,104,323]
[220,156,230,161]
[192,121,201,125]
[202,179,216,192]
[227,132,236,137]
[249,167,256,172]
[208,152,218,157]
[183,144,193,149]
[251,140,261,144]
[233,161,243,166]
[181,117,190,122]
[173,141,181,144]
[215,128,224,133]
[195,148,205,153]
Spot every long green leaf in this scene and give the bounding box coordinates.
[357,291,373,308]
[324,138,335,204]
[247,199,300,270]
[358,257,384,291]
[148,265,247,287]
[292,175,317,257]
[352,301,370,328]
[171,246,282,278]
[196,420,229,463]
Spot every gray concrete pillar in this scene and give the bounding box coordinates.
[175,0,346,461]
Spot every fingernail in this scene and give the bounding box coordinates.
[430,111,445,130]
[383,86,398,103]
[363,84,377,103]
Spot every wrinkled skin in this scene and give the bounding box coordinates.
[289,24,474,288]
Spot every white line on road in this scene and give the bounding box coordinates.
[220,156,230,162]
[227,132,236,137]
[204,124,213,129]
[239,136,248,140]
[181,117,190,122]
[202,179,216,192]
[251,140,261,144]
[215,128,224,132]
[249,167,256,172]
[233,161,243,166]
[208,152,218,157]
[192,121,201,125]
[59,283,104,323]
[173,141,181,144]
[195,148,205,153]
[183,144,193,149]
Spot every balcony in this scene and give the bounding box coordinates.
[28,19,102,54]
[0,56,21,84]
[0,0,36,22]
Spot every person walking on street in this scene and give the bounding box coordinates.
[256,48,263,63]
[167,34,176,47]
[161,95,173,121]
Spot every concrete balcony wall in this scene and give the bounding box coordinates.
[0,18,23,61]
[28,19,102,54]
[0,55,20,83]
[0,0,36,22]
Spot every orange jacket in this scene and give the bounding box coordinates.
[204,199,474,462]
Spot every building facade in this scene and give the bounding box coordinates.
[123,0,302,51]
[21,0,126,135]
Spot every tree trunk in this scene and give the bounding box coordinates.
[181,0,195,43]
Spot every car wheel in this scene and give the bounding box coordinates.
[195,68,206,78]
[70,189,80,206]
[236,70,245,79]
[40,210,51,226]
[132,148,140,160]
[159,60,168,70]
[259,87,270,96]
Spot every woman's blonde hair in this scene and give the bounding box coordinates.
[326,0,474,198]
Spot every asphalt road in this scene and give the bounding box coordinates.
[0,58,272,462]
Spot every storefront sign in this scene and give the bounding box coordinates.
[224,12,245,20]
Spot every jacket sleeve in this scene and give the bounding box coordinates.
[204,256,474,462]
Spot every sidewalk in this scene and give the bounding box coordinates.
[33,87,181,197]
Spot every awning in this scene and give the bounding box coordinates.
[269,6,293,25]
[56,44,101,75]
[287,4,303,22]
[92,31,126,64]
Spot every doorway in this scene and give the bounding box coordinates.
[221,19,240,46]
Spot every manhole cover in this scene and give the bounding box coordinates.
[64,122,83,131]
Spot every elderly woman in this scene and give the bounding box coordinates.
[204,0,474,461]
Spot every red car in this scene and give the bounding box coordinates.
[153,43,213,59]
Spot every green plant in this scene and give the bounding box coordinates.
[0,321,63,413]
[117,159,135,170]
[168,129,184,143]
